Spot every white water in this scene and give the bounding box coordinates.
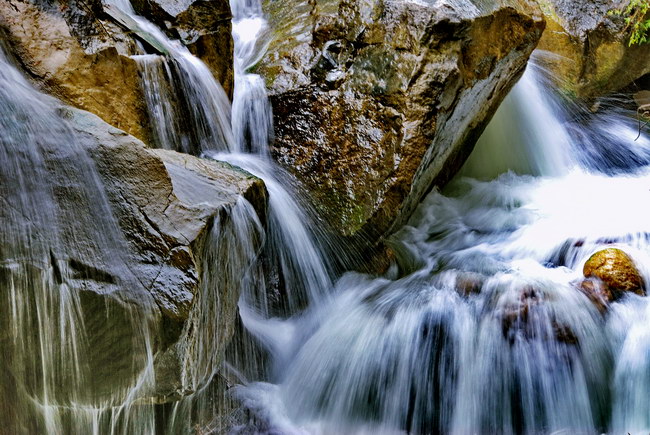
[230,57,650,434]
[231,0,273,155]
[5,0,650,433]
[105,0,235,153]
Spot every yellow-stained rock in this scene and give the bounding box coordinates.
[583,248,645,297]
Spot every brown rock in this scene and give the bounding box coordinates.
[258,0,545,249]
[500,286,578,345]
[583,248,645,297]
[537,0,650,97]
[455,272,486,296]
[576,278,613,313]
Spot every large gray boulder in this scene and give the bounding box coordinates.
[70,107,267,402]
[0,91,266,431]
[256,0,545,246]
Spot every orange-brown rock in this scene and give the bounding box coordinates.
[258,0,545,250]
[583,248,645,297]
[0,0,150,141]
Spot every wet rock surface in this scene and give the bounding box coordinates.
[0,0,233,142]
[583,247,645,297]
[577,278,614,313]
[537,0,650,97]
[14,104,266,403]
[257,0,545,246]
[0,0,149,140]
[500,287,578,345]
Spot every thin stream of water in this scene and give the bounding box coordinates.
[4,0,650,432]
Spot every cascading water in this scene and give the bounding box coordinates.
[108,0,332,315]
[106,0,335,419]
[105,0,235,154]
[229,55,650,434]
[230,0,273,155]
[0,33,266,434]
[7,0,650,431]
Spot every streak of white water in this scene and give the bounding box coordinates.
[460,60,574,179]
[230,57,650,433]
[206,152,332,314]
[231,0,273,155]
[104,0,235,153]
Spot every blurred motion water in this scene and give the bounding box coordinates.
[232,55,650,434]
[5,0,650,431]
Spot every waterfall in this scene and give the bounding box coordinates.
[459,57,575,179]
[6,0,650,431]
[231,0,273,155]
[110,0,334,407]
[229,56,650,433]
[105,0,235,153]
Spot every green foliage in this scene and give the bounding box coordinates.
[609,0,650,46]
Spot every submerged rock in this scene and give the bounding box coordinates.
[537,0,650,97]
[583,247,645,297]
[257,0,545,247]
[576,278,613,313]
[500,286,577,345]
[455,272,486,296]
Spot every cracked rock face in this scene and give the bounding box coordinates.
[537,0,650,97]
[57,107,266,402]
[257,0,545,246]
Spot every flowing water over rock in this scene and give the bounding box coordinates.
[231,57,650,434]
[0,38,265,433]
[6,0,650,433]
[105,0,235,153]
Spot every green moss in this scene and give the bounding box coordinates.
[609,0,650,46]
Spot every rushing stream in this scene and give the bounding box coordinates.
[3,0,650,433]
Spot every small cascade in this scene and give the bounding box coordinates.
[207,152,332,315]
[231,0,273,155]
[460,58,575,179]
[166,198,266,434]
[104,0,234,153]
[113,0,334,403]
[105,0,331,316]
